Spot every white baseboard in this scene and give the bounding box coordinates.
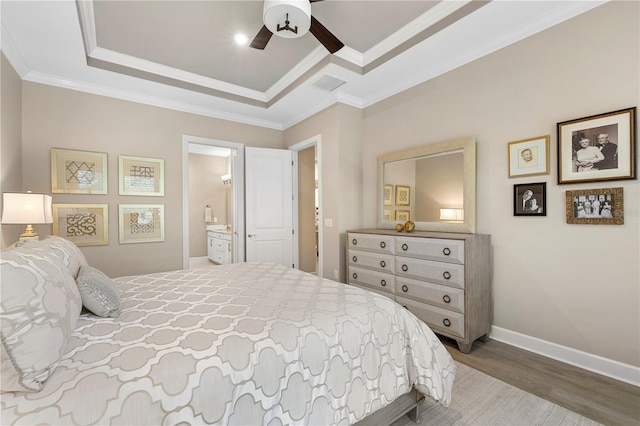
[490,326,640,387]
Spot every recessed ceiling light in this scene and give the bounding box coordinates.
[234,33,249,46]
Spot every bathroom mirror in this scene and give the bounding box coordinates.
[377,136,476,233]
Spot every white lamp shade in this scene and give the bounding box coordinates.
[1,193,54,224]
[263,0,311,38]
[440,208,464,221]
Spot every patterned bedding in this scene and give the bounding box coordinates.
[1,262,456,425]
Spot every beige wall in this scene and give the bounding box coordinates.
[298,146,316,273]
[0,53,24,248]
[361,2,639,367]
[21,82,283,276]
[188,153,228,257]
[284,104,363,281]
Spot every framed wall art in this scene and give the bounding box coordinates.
[52,204,108,246]
[513,182,546,216]
[396,210,410,221]
[119,204,164,244]
[384,184,394,206]
[51,148,108,194]
[565,187,623,225]
[119,155,165,196]
[508,135,550,178]
[395,185,410,206]
[557,107,636,184]
[383,209,395,221]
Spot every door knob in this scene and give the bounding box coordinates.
[248,234,257,238]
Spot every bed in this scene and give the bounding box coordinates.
[1,236,456,425]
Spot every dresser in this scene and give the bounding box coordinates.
[346,229,491,353]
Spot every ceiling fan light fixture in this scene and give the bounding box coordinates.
[263,0,311,39]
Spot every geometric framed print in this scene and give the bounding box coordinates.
[119,155,164,196]
[52,203,108,246]
[118,204,164,244]
[51,148,108,194]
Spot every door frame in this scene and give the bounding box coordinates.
[289,135,323,278]
[181,134,245,269]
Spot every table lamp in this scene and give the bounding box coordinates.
[1,192,54,241]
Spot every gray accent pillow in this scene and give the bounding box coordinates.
[76,265,121,318]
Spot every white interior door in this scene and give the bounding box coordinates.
[245,147,294,267]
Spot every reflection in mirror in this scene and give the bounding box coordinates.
[377,136,476,233]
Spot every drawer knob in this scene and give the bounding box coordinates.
[402,284,408,293]
[380,241,386,248]
[381,279,387,287]
[402,243,408,251]
[443,271,451,280]
[352,238,358,245]
[352,272,358,279]
[402,264,408,272]
[352,255,358,263]
[380,260,386,268]
[443,295,451,304]
[443,318,451,327]
[443,247,451,256]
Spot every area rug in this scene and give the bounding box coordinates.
[391,362,601,426]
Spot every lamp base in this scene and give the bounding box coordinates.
[19,225,39,241]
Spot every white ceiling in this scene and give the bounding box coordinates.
[1,1,606,130]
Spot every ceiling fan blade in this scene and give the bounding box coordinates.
[250,25,273,50]
[309,0,324,2]
[309,16,344,54]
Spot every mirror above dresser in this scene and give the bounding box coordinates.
[377,136,476,233]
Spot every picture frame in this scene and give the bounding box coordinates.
[508,135,550,177]
[51,148,108,194]
[383,209,395,221]
[52,204,108,246]
[513,182,546,216]
[119,204,165,244]
[395,185,410,206]
[384,184,394,206]
[396,210,410,221]
[565,187,623,225]
[119,155,165,196]
[557,107,636,184]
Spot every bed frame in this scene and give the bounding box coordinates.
[355,389,424,425]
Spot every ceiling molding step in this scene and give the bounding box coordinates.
[334,46,364,67]
[22,70,284,131]
[1,24,30,78]
[265,46,329,99]
[362,0,475,65]
[75,0,97,56]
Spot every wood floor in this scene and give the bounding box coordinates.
[439,336,639,426]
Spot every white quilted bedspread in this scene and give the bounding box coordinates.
[1,262,456,425]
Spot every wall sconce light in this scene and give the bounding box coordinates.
[440,208,464,222]
[1,192,54,241]
[221,174,231,185]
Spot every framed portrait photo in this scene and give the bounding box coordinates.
[395,185,410,206]
[508,135,550,178]
[51,148,108,194]
[119,155,165,196]
[513,182,546,216]
[119,204,165,244]
[52,203,108,246]
[557,107,636,184]
[565,187,623,225]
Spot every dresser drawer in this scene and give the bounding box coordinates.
[397,296,465,338]
[395,256,464,289]
[348,233,395,254]
[396,237,464,264]
[396,276,464,313]
[349,249,395,274]
[349,282,395,301]
[348,266,394,294]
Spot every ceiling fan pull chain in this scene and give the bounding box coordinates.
[277,13,298,34]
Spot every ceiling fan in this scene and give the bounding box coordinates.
[250,0,345,54]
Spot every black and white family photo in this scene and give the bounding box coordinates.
[514,183,546,216]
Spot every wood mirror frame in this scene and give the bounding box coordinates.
[377,136,476,233]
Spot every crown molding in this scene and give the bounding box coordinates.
[1,24,30,78]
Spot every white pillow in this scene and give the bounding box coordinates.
[75,265,121,318]
[0,242,82,392]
